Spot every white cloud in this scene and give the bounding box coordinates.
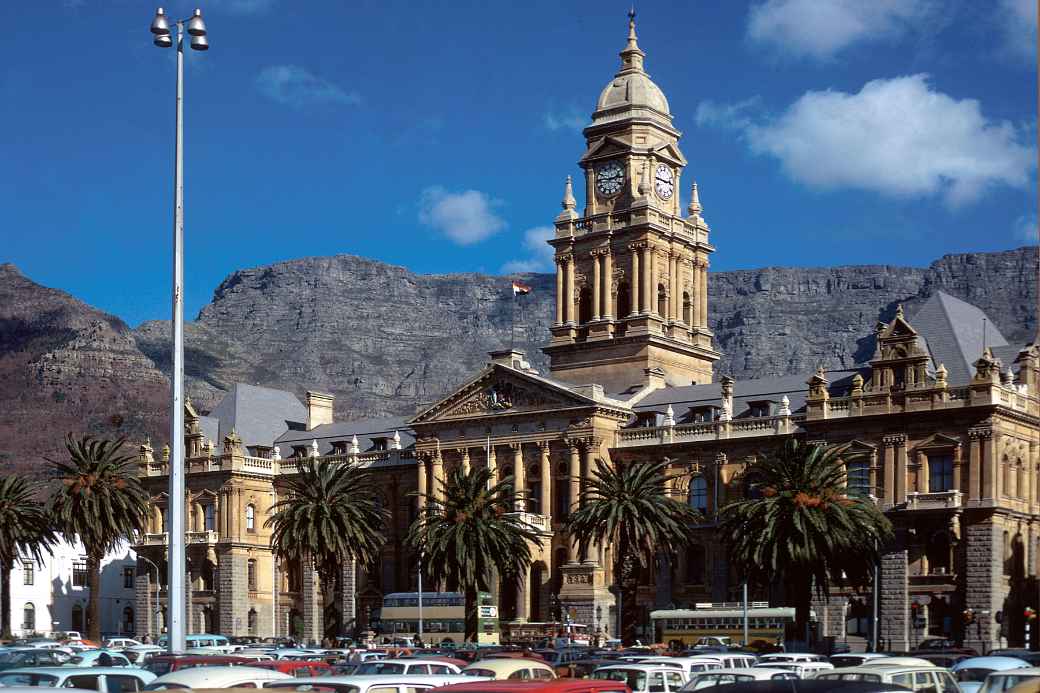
[418,187,506,245]
[1014,214,1038,244]
[746,0,936,60]
[544,107,587,132]
[255,66,360,108]
[997,0,1038,64]
[501,226,556,274]
[205,0,276,14]
[695,97,761,130]
[739,74,1033,206]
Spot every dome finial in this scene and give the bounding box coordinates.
[619,7,645,74]
[627,7,638,46]
[562,175,576,211]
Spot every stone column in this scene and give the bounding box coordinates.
[641,246,652,314]
[488,445,498,485]
[539,442,551,519]
[300,557,323,646]
[917,451,929,493]
[134,564,153,639]
[969,432,982,501]
[431,451,444,505]
[512,443,525,511]
[416,457,427,509]
[459,448,470,475]
[602,251,613,320]
[218,550,247,637]
[555,259,564,326]
[1030,442,1038,511]
[649,247,658,315]
[592,253,602,321]
[895,437,907,504]
[964,520,1003,653]
[563,256,575,325]
[880,548,909,651]
[669,252,678,320]
[953,444,963,495]
[516,567,530,623]
[979,428,995,501]
[630,246,641,316]
[340,559,357,635]
[883,439,896,505]
[698,261,709,329]
[568,442,581,561]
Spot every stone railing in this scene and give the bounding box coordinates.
[809,383,1039,420]
[143,449,415,478]
[506,511,552,533]
[617,415,801,448]
[186,530,218,544]
[141,533,168,546]
[903,489,962,511]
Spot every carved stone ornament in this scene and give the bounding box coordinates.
[565,572,592,584]
[449,380,555,417]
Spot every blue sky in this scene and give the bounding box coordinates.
[2,0,1036,327]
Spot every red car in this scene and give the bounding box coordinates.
[143,655,256,676]
[251,660,332,677]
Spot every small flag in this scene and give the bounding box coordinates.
[511,280,532,296]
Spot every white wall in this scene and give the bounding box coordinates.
[8,539,137,638]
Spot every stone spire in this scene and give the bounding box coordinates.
[619,8,646,74]
[350,434,361,455]
[687,181,702,218]
[310,439,319,457]
[562,175,576,211]
[390,430,402,451]
[556,175,578,224]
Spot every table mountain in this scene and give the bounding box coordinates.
[0,247,1035,471]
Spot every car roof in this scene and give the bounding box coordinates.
[429,681,632,692]
[818,665,942,675]
[988,668,1040,675]
[276,675,485,686]
[696,668,791,677]
[151,665,293,684]
[691,681,910,692]
[463,659,554,672]
[954,657,1032,670]
[0,667,155,677]
[595,664,687,672]
[369,659,458,666]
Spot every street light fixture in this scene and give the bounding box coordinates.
[149,5,209,655]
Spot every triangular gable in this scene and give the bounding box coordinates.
[845,439,877,452]
[651,142,687,166]
[411,364,597,424]
[582,136,635,162]
[880,314,918,340]
[913,433,962,452]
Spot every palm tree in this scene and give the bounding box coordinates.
[406,465,542,642]
[48,435,150,641]
[0,475,56,639]
[266,458,389,637]
[565,458,701,645]
[720,439,893,644]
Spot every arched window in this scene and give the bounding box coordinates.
[657,284,667,317]
[122,607,134,634]
[846,460,871,498]
[22,603,34,632]
[248,608,258,635]
[688,476,708,513]
[245,505,255,532]
[682,292,692,324]
[247,559,258,591]
[578,287,593,324]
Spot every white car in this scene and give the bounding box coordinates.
[830,653,890,668]
[754,661,834,678]
[756,653,827,665]
[267,674,488,693]
[816,664,959,691]
[0,666,156,692]
[683,667,800,690]
[638,657,726,674]
[352,659,462,676]
[143,665,292,690]
[104,639,143,650]
[591,665,689,693]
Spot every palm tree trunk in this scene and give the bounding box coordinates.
[87,552,102,642]
[464,584,478,643]
[615,543,640,646]
[789,572,812,649]
[1,563,12,640]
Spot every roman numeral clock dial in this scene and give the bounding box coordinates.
[595,161,624,197]
[655,163,674,200]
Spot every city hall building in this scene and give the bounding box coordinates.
[134,18,1040,653]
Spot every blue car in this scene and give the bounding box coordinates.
[952,656,1031,693]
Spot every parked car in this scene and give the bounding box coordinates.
[953,657,1032,693]
[104,639,143,650]
[756,661,835,678]
[155,633,233,654]
[0,666,156,692]
[642,656,751,675]
[688,681,916,693]
[991,651,1040,667]
[915,652,973,668]
[687,667,803,690]
[0,648,71,670]
[120,646,165,664]
[356,659,463,676]
[427,680,636,693]
[268,674,485,693]
[143,665,292,689]
[143,654,257,676]
[914,638,976,654]
[979,667,1040,693]
[64,650,132,667]
[591,665,688,693]
[829,654,889,668]
[462,659,557,681]
[815,664,960,691]
[754,654,826,665]
[251,659,332,677]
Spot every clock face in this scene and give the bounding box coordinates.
[655,163,674,200]
[596,162,625,197]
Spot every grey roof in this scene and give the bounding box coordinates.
[207,383,308,448]
[633,369,863,421]
[198,415,220,446]
[910,291,1010,385]
[276,414,415,455]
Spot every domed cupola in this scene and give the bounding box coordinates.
[592,11,672,127]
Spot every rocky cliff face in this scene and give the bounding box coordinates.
[1,248,1035,470]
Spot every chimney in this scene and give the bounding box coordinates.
[489,348,535,372]
[644,367,666,390]
[306,391,335,430]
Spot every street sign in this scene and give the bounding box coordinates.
[479,605,498,618]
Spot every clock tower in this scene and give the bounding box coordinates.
[543,13,719,393]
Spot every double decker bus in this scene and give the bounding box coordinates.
[651,604,813,649]
[379,592,499,645]
[501,621,592,647]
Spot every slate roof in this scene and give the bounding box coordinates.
[198,415,220,446]
[276,414,415,456]
[632,369,863,422]
[909,291,1010,385]
[207,383,308,448]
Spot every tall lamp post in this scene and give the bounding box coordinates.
[137,554,163,640]
[149,6,208,655]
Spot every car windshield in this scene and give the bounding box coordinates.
[983,673,1040,691]
[464,669,495,677]
[959,668,997,682]
[593,669,647,691]
[356,663,406,675]
[0,652,31,664]
[0,672,60,687]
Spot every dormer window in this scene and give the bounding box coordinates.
[747,400,773,418]
[637,413,658,428]
[689,406,718,423]
[371,438,388,452]
[291,446,308,458]
[330,441,349,455]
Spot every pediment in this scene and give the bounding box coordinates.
[914,433,962,451]
[845,439,877,452]
[651,142,687,166]
[411,365,596,424]
[582,136,634,163]
[880,314,918,339]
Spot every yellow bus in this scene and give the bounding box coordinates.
[651,605,810,648]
